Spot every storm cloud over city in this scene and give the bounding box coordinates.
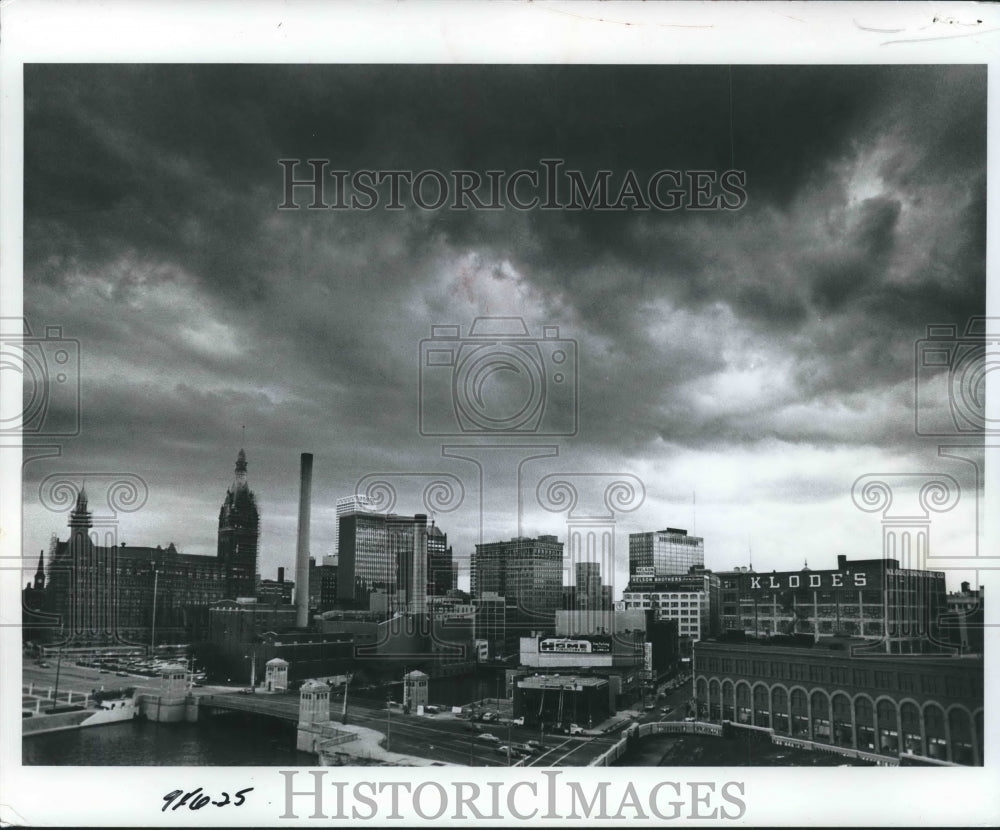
[22,64,985,590]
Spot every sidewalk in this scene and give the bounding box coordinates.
[586,709,642,735]
[318,723,456,766]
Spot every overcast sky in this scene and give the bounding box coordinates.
[21,64,986,594]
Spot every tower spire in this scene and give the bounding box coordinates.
[69,485,92,530]
[233,448,249,490]
[34,549,45,590]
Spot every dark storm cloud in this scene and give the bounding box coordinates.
[20,64,986,569]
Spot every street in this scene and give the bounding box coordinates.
[22,658,697,767]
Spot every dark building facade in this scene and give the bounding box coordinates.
[205,600,299,682]
[622,571,722,655]
[44,489,229,646]
[629,527,705,579]
[716,555,949,653]
[308,556,339,613]
[942,582,984,655]
[21,550,49,645]
[41,450,258,647]
[217,449,261,600]
[257,568,294,605]
[471,535,564,633]
[426,522,454,596]
[693,636,984,765]
[337,510,431,614]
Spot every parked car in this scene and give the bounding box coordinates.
[115,671,130,677]
[496,745,511,755]
[511,716,524,726]
[481,711,497,722]
[526,739,542,749]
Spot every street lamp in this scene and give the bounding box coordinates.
[386,696,392,751]
[340,673,352,725]
[52,624,66,710]
[149,565,160,657]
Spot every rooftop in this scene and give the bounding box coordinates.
[517,674,608,690]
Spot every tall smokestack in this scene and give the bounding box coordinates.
[295,453,313,628]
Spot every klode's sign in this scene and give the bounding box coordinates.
[746,571,868,590]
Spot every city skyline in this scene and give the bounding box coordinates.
[21,64,986,597]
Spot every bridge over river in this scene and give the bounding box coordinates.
[198,691,305,722]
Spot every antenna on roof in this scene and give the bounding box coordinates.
[241,424,246,446]
[692,491,696,535]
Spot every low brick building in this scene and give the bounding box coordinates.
[694,635,983,765]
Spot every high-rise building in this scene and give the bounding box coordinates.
[471,535,564,631]
[335,494,377,557]
[217,449,260,600]
[426,521,454,596]
[629,527,704,580]
[336,509,430,614]
[390,513,428,616]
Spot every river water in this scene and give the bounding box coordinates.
[23,714,315,766]
[23,669,504,765]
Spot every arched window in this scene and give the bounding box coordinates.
[831,693,853,747]
[736,683,751,723]
[771,686,789,734]
[854,696,875,751]
[709,678,721,721]
[696,677,709,719]
[922,703,946,760]
[753,685,770,727]
[899,702,922,756]
[949,708,973,765]
[877,700,899,756]
[790,688,808,737]
[721,680,735,721]
[810,691,831,741]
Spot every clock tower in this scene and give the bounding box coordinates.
[217,448,260,599]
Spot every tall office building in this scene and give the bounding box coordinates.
[427,521,455,596]
[217,449,260,599]
[629,527,704,580]
[471,535,564,631]
[335,494,377,557]
[337,509,430,614]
